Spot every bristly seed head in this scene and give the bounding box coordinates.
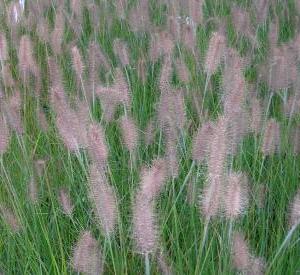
[132,193,158,254]
[289,189,300,228]
[71,231,103,274]
[139,158,167,201]
[0,113,10,155]
[87,123,108,167]
[192,121,214,163]
[204,31,226,76]
[58,188,74,216]
[231,231,251,272]
[223,172,249,219]
[113,39,130,67]
[119,115,139,153]
[71,46,84,80]
[0,33,8,61]
[261,118,280,156]
[89,164,118,237]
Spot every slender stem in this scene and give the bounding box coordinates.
[106,236,117,275]
[228,220,233,243]
[181,161,195,195]
[200,219,210,254]
[200,74,210,115]
[267,223,299,272]
[287,91,298,130]
[145,253,150,275]
[196,218,210,274]
[257,156,265,183]
[163,161,195,226]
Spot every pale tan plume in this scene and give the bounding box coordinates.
[132,159,167,254]
[254,0,269,24]
[37,109,49,132]
[231,231,251,272]
[3,92,24,134]
[75,102,92,143]
[1,64,15,88]
[204,31,226,76]
[50,85,69,114]
[250,257,266,275]
[128,0,150,33]
[165,131,179,178]
[0,206,21,232]
[180,24,197,53]
[132,193,158,254]
[187,0,203,26]
[18,35,38,81]
[261,45,297,91]
[296,0,300,14]
[0,33,8,61]
[207,116,228,184]
[89,164,118,236]
[231,231,266,274]
[119,115,139,153]
[28,176,38,204]
[71,46,84,86]
[157,251,174,275]
[87,3,101,30]
[34,159,47,179]
[87,123,108,167]
[71,0,83,18]
[37,17,50,43]
[157,89,186,133]
[166,15,181,41]
[58,188,74,216]
[231,5,256,44]
[150,32,174,60]
[222,48,246,100]
[51,87,88,151]
[114,68,131,106]
[225,111,249,156]
[223,172,249,219]
[116,0,127,19]
[268,19,278,51]
[51,87,79,151]
[158,55,172,93]
[200,116,228,219]
[289,189,300,227]
[192,121,214,163]
[283,94,300,118]
[293,33,300,61]
[113,39,130,67]
[144,119,156,146]
[96,68,131,122]
[290,126,300,155]
[250,97,262,134]
[139,158,167,201]
[0,113,10,155]
[200,177,223,219]
[51,10,64,55]
[261,118,280,156]
[175,58,190,83]
[48,57,63,88]
[88,42,110,88]
[55,112,80,151]
[71,231,103,275]
[96,86,119,122]
[6,2,23,27]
